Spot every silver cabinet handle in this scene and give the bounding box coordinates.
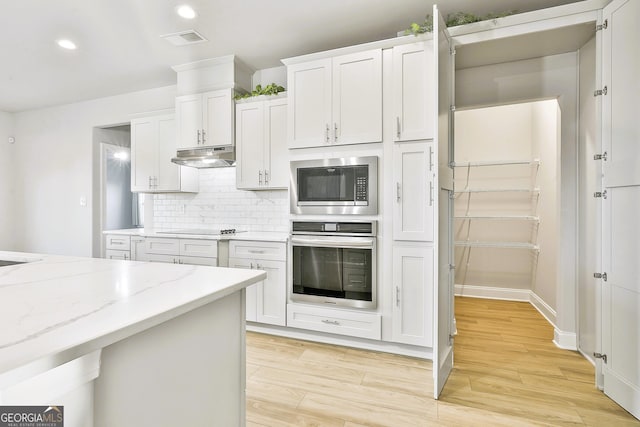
[124,253,129,260]
[248,249,265,254]
[250,262,254,269]
[325,124,330,143]
[202,129,206,143]
[396,183,401,202]
[264,170,269,185]
[429,181,434,206]
[154,176,158,188]
[258,170,263,185]
[322,319,340,326]
[396,117,401,138]
[396,286,400,307]
[149,176,153,189]
[334,123,338,142]
[256,264,262,269]
[197,129,201,144]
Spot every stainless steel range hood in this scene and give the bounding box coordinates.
[171,146,235,168]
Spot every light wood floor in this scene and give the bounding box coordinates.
[246,297,640,426]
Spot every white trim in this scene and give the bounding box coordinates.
[454,284,530,301]
[554,328,578,350]
[246,323,433,360]
[529,291,557,325]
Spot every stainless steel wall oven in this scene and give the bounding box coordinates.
[291,221,376,309]
[290,156,378,215]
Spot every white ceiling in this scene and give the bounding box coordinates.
[1,0,583,113]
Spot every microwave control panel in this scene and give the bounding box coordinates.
[355,175,368,202]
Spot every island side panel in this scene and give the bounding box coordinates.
[94,290,246,427]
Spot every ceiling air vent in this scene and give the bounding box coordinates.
[161,30,208,46]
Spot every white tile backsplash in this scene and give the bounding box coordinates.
[153,167,289,232]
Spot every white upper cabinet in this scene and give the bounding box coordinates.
[393,41,434,141]
[131,113,198,193]
[236,96,288,190]
[287,49,382,149]
[176,88,234,149]
[393,141,434,241]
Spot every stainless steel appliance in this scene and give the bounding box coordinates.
[291,221,376,309]
[290,156,377,215]
[171,146,235,168]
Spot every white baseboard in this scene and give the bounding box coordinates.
[454,284,531,301]
[553,329,578,350]
[529,291,557,325]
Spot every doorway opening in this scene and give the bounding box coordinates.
[94,125,142,258]
[453,99,561,325]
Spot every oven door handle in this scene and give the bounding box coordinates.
[291,236,375,249]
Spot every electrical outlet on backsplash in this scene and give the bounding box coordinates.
[153,167,289,232]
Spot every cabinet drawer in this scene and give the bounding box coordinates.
[179,256,217,266]
[229,241,286,261]
[144,238,180,255]
[179,239,218,258]
[105,235,131,250]
[286,304,381,340]
[105,249,130,261]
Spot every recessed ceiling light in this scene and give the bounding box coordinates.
[176,5,197,19]
[57,39,77,50]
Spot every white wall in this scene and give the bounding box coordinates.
[456,51,578,339]
[454,100,560,315]
[13,85,176,257]
[577,36,598,362]
[252,66,287,90]
[153,168,288,233]
[0,111,16,250]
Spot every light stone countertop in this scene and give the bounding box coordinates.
[103,228,289,243]
[0,250,265,379]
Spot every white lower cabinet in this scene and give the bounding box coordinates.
[136,237,219,266]
[287,303,381,340]
[391,245,434,347]
[229,241,287,326]
[104,235,131,260]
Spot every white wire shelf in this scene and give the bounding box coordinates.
[453,159,541,167]
[455,241,540,251]
[454,215,540,222]
[454,188,540,194]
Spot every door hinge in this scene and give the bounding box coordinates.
[450,47,456,56]
[450,105,456,112]
[593,190,608,199]
[593,152,608,161]
[596,19,608,31]
[594,86,608,97]
[449,264,456,270]
[593,272,608,281]
[448,191,455,200]
[593,352,608,363]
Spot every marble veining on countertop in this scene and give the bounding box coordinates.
[0,250,265,379]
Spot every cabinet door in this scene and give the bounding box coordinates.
[130,237,146,261]
[391,246,433,346]
[130,118,157,192]
[393,42,434,141]
[235,102,265,189]
[255,260,286,326]
[264,98,288,189]
[202,89,234,147]
[229,258,258,322]
[332,49,382,145]
[287,58,332,148]
[393,141,434,241]
[155,115,181,192]
[176,94,202,149]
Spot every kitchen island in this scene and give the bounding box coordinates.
[0,251,265,427]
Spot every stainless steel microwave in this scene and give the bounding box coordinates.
[290,156,378,215]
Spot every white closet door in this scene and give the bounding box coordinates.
[601,0,640,419]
